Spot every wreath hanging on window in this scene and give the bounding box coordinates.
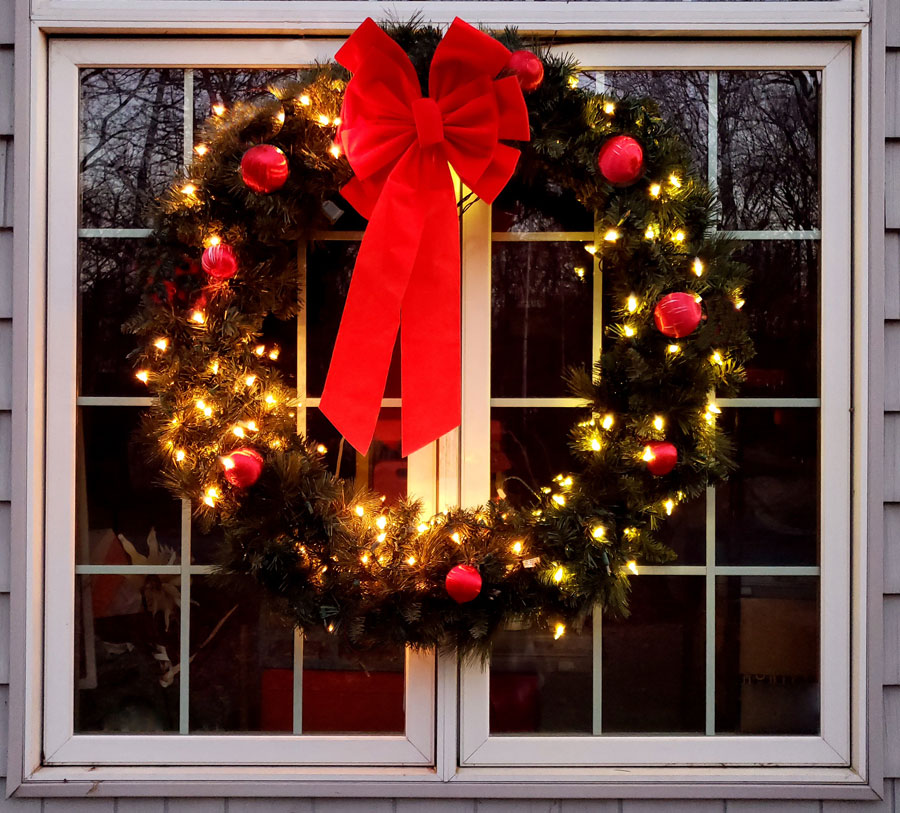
[126,18,753,655]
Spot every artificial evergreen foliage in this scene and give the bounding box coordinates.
[125,21,753,655]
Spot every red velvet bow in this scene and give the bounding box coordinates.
[319,17,530,456]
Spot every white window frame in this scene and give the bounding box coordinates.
[8,2,879,799]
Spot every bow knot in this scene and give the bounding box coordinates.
[319,18,530,456]
[413,98,444,147]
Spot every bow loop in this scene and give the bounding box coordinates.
[320,18,530,455]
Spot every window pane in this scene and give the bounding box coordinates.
[301,628,405,735]
[189,576,295,733]
[490,408,581,503]
[492,242,593,398]
[490,619,593,735]
[718,71,820,230]
[601,70,709,175]
[79,238,155,397]
[75,573,181,733]
[716,408,819,566]
[307,407,408,505]
[652,492,706,565]
[306,241,406,399]
[80,68,183,229]
[735,240,820,398]
[602,576,705,733]
[192,69,300,134]
[492,181,593,233]
[76,406,182,565]
[716,576,819,734]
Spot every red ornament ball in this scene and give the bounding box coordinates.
[653,292,703,338]
[240,144,289,194]
[644,441,678,476]
[445,564,482,604]
[598,135,645,186]
[201,243,238,282]
[221,448,265,489]
[507,50,545,92]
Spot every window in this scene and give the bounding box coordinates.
[35,31,863,786]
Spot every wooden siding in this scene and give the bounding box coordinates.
[0,0,897,807]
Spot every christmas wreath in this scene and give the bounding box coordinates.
[126,18,753,655]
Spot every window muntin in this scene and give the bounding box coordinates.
[43,36,853,773]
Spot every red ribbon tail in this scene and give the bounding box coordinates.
[400,182,462,457]
[319,173,425,455]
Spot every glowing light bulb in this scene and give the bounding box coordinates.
[601,414,614,430]
[174,449,186,462]
[584,244,598,256]
[154,338,169,352]
[245,375,257,387]
[417,523,428,534]
[693,257,704,277]
[664,498,675,515]
[649,183,662,198]
[644,226,656,239]
[574,266,586,279]
[276,109,286,124]
[561,476,573,488]
[334,117,342,126]
[711,351,724,365]
[673,230,686,243]
[735,298,746,310]
[603,101,616,115]
[265,394,276,406]
[298,94,311,106]
[360,553,370,565]
[194,144,208,157]
[203,406,213,417]
[354,505,365,517]
[203,486,220,507]
[553,566,565,583]
[329,144,342,159]
[591,525,606,540]
[317,114,330,126]
[511,541,523,555]
[590,437,602,451]
[669,173,682,188]
[627,295,638,313]
[210,360,219,375]
[190,310,205,324]
[254,345,266,356]
[221,456,235,471]
[268,347,280,361]
[568,75,580,89]
[551,493,566,507]
[181,183,197,196]
[135,370,149,383]
[623,325,636,338]
[406,556,416,566]
[376,532,386,543]
[642,445,656,462]
[667,344,681,354]
[708,402,722,415]
[554,623,566,640]
[232,426,245,438]
[205,234,221,248]
[376,515,388,530]
[604,229,620,243]
[653,415,665,431]
[212,104,226,116]
[627,560,639,575]
[316,444,327,454]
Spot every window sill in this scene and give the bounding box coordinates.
[10,764,880,801]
